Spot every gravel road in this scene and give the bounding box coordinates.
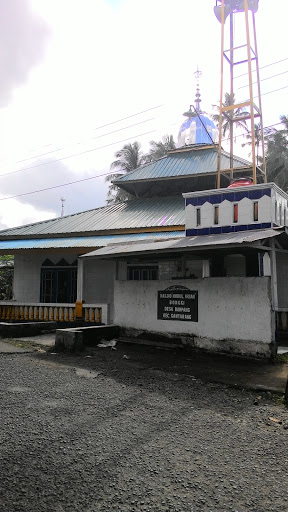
[1,344,288,512]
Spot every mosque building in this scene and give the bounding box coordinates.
[0,78,287,359]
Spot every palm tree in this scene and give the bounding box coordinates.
[105,141,145,203]
[212,92,249,140]
[280,114,288,132]
[241,122,262,165]
[145,134,176,163]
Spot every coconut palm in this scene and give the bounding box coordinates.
[280,114,288,132]
[145,134,176,163]
[105,141,145,203]
[212,92,249,140]
[241,122,262,165]
[265,127,288,191]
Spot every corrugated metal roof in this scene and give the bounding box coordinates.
[0,197,185,238]
[83,228,282,258]
[113,147,251,184]
[0,231,184,251]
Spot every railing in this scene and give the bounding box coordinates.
[0,302,109,325]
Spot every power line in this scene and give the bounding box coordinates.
[237,69,288,89]
[222,122,284,143]
[0,170,124,202]
[9,116,155,166]
[234,57,288,79]
[0,103,164,166]
[0,130,156,179]
[1,121,286,204]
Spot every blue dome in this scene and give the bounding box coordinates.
[177,113,219,148]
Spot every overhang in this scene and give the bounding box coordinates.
[82,228,284,259]
[0,230,185,253]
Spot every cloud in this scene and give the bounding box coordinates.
[0,0,49,106]
[0,158,108,220]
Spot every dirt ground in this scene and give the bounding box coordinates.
[1,342,288,512]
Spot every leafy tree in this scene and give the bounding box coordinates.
[0,256,13,300]
[105,135,175,203]
[265,127,288,190]
[212,92,249,140]
[144,134,176,163]
[105,142,145,203]
[241,122,262,165]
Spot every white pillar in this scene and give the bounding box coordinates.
[77,258,84,302]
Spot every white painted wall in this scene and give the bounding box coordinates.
[13,253,79,302]
[83,259,115,321]
[114,277,273,349]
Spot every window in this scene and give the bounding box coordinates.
[196,208,201,227]
[253,202,259,222]
[127,265,158,281]
[233,203,238,223]
[275,201,278,222]
[40,260,77,303]
[214,205,219,225]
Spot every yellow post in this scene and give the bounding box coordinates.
[35,307,39,321]
[39,306,44,321]
[55,307,59,321]
[50,307,54,321]
[25,306,29,321]
[85,308,89,322]
[75,300,83,321]
[45,307,49,321]
[20,306,24,320]
[30,307,34,321]
[96,308,101,324]
[16,306,20,320]
[91,308,95,323]
[60,307,64,322]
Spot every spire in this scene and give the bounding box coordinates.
[194,66,202,112]
[182,67,203,118]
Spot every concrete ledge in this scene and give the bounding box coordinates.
[55,324,120,351]
[0,322,57,338]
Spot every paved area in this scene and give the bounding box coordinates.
[1,345,288,512]
[1,334,288,393]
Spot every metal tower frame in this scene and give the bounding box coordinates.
[215,0,266,188]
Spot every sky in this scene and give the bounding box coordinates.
[0,0,287,229]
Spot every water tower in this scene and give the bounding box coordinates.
[214,0,266,188]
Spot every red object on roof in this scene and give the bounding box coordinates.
[227,178,253,188]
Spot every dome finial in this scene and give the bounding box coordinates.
[194,66,202,112]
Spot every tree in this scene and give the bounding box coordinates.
[144,134,176,163]
[105,135,176,204]
[105,142,145,203]
[241,122,262,165]
[0,256,13,300]
[212,92,249,140]
[265,127,288,191]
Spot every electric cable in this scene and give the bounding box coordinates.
[0,122,286,204]
[0,103,164,165]
[234,57,288,79]
[237,70,288,89]
[9,116,155,166]
[0,129,156,178]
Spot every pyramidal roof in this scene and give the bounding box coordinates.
[113,145,252,198]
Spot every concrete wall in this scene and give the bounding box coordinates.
[13,253,79,302]
[276,252,288,308]
[83,259,115,321]
[114,277,274,357]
